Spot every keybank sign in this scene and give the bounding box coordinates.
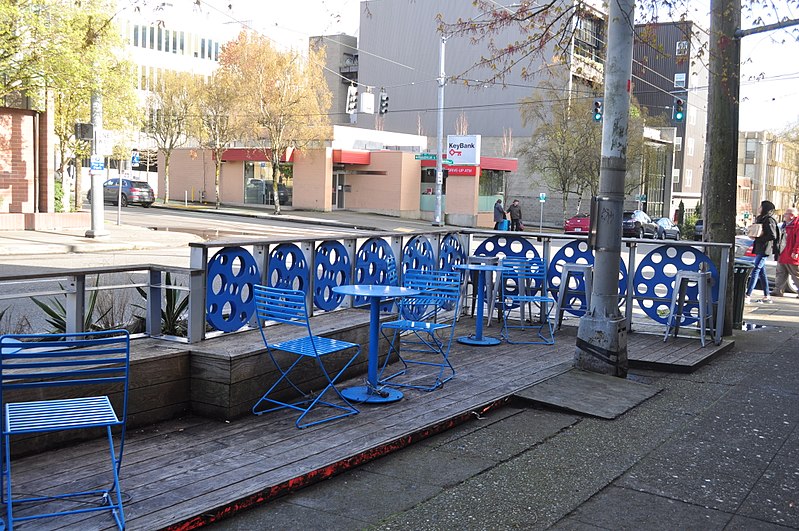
[446,134,481,166]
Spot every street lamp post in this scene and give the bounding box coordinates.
[433,35,447,227]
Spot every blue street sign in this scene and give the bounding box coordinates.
[90,155,104,171]
[131,151,140,166]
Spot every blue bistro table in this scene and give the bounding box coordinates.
[454,263,510,346]
[332,284,421,403]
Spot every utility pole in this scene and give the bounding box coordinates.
[433,35,446,227]
[575,0,635,377]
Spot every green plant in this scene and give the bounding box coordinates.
[31,276,109,334]
[0,306,32,335]
[135,272,190,336]
[54,179,64,212]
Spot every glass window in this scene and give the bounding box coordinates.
[675,137,682,151]
[674,73,686,88]
[745,138,757,159]
[672,169,680,183]
[165,30,170,52]
[685,169,693,187]
[133,25,139,46]
[676,41,689,56]
[200,38,205,59]
[686,137,694,157]
[479,170,504,196]
[744,164,755,178]
[149,25,154,49]
[157,27,162,51]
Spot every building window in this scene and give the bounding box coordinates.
[686,137,695,157]
[157,27,162,51]
[672,169,680,183]
[744,164,755,179]
[676,41,689,56]
[674,73,687,88]
[479,170,504,196]
[745,138,757,160]
[675,137,682,152]
[133,25,139,46]
[165,30,170,52]
[685,169,693,188]
[574,15,604,64]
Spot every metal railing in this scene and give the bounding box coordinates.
[0,229,732,346]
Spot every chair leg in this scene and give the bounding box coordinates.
[296,352,360,429]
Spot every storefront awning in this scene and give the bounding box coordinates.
[332,149,371,165]
[219,148,296,163]
[420,156,518,172]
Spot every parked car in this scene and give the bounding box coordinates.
[622,210,658,238]
[245,179,290,205]
[693,219,704,241]
[735,235,798,293]
[654,218,681,240]
[87,178,154,207]
[564,213,590,234]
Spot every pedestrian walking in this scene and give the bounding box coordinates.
[771,207,799,297]
[507,199,523,231]
[744,200,778,304]
[493,199,507,230]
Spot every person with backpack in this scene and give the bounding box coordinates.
[772,207,799,297]
[745,200,779,304]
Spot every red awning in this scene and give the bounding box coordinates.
[332,149,371,165]
[420,156,518,172]
[219,148,296,162]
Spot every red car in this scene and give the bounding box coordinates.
[564,213,590,234]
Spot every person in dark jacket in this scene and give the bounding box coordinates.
[506,199,523,231]
[745,200,778,303]
[493,199,506,229]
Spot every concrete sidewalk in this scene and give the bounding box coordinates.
[209,301,799,530]
[0,204,445,256]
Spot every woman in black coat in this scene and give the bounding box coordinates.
[745,200,779,303]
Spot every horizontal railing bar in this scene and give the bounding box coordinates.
[0,265,202,283]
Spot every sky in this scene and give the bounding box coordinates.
[212,0,798,133]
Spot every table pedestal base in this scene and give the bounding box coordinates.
[341,385,404,404]
[457,335,502,346]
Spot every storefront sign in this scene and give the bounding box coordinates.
[446,135,481,166]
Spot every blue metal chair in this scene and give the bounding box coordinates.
[0,330,130,530]
[379,269,462,391]
[252,285,360,428]
[499,258,556,345]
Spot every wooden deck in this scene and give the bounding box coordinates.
[6,321,732,530]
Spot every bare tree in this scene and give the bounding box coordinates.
[146,71,196,204]
[195,69,243,208]
[221,31,332,214]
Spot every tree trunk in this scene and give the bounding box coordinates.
[271,158,282,215]
[703,0,740,336]
[215,158,222,209]
[163,151,171,205]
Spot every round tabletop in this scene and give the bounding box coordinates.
[454,263,510,272]
[332,284,421,298]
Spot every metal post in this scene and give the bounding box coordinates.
[86,90,108,238]
[539,200,544,232]
[575,0,635,377]
[433,35,446,227]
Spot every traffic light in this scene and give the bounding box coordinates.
[346,85,358,115]
[593,99,603,122]
[379,90,389,115]
[673,97,685,122]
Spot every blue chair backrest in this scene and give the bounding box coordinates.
[401,269,461,320]
[501,257,548,294]
[254,285,309,327]
[0,331,130,414]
